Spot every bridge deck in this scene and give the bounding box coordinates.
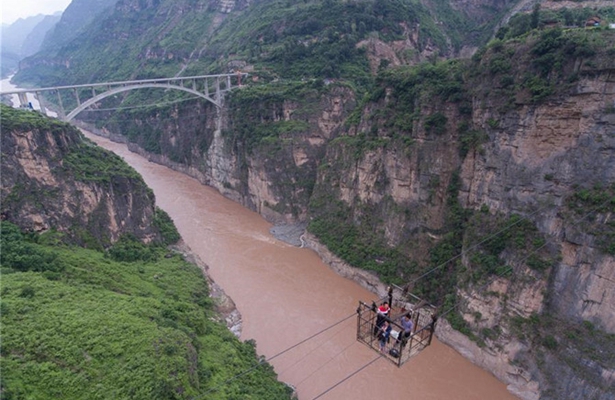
[0,73,247,120]
[0,74,245,95]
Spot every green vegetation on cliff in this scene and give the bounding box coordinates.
[0,105,70,132]
[0,221,292,399]
[63,142,143,184]
[226,81,324,151]
[473,25,615,109]
[206,0,475,83]
[566,184,615,255]
[15,0,515,89]
[0,107,290,399]
[311,24,614,285]
[497,6,615,41]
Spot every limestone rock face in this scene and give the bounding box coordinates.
[91,51,614,400]
[127,86,357,224]
[1,115,159,246]
[436,72,615,400]
[458,71,615,325]
[237,87,357,224]
[305,68,615,399]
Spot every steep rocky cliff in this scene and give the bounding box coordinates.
[8,0,614,397]
[446,33,615,399]
[318,29,615,400]
[95,81,357,224]
[98,27,615,400]
[0,104,162,248]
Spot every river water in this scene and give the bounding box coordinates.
[1,74,516,398]
[81,132,518,400]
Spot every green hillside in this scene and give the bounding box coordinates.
[0,222,292,399]
[15,0,512,87]
[0,107,292,399]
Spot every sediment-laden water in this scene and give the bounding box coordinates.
[85,132,518,400]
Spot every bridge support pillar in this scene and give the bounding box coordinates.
[36,92,47,115]
[56,91,66,120]
[17,93,28,108]
[215,77,221,104]
[73,88,81,106]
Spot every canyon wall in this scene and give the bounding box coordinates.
[95,31,615,400]
[0,105,162,247]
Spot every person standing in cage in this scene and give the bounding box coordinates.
[374,302,390,335]
[378,320,392,353]
[399,313,414,348]
[378,302,390,317]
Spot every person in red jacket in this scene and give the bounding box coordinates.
[377,302,391,316]
[374,301,391,335]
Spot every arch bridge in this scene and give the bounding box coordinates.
[0,73,246,121]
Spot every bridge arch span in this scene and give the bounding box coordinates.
[65,83,220,121]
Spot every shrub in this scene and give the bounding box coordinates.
[19,286,36,298]
[153,207,181,245]
[0,222,63,273]
[424,112,448,135]
[106,234,158,262]
[543,335,558,349]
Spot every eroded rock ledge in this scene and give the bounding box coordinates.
[171,242,243,337]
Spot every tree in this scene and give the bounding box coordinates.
[531,3,541,29]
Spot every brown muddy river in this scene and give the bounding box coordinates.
[86,132,518,400]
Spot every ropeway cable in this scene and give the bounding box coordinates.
[310,355,383,400]
[277,317,355,376]
[402,202,556,289]
[197,312,357,398]
[437,193,615,319]
[295,340,358,388]
[267,313,356,362]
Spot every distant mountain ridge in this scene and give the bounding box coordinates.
[14,0,521,86]
[21,15,62,58]
[1,14,59,77]
[40,0,119,50]
[1,15,47,55]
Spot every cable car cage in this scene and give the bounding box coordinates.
[356,287,437,367]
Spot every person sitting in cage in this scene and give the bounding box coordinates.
[374,301,391,335]
[378,320,392,353]
[399,313,414,348]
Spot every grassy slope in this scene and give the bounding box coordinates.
[0,106,290,399]
[0,224,291,399]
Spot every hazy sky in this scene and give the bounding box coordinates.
[1,0,72,26]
